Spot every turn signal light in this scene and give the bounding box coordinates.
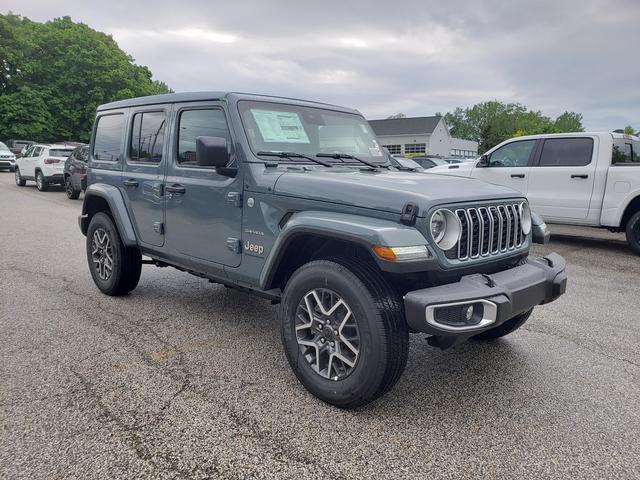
[373,245,430,261]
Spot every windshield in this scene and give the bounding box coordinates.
[48,148,74,158]
[238,101,386,163]
[0,142,9,151]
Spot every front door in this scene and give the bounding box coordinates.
[526,136,597,221]
[163,103,242,267]
[471,139,537,195]
[121,108,168,247]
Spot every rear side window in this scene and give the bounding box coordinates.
[177,109,230,166]
[93,114,125,162]
[129,111,166,163]
[538,138,593,167]
[612,139,640,164]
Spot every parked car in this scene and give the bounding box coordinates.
[15,144,76,191]
[79,92,566,409]
[5,139,35,158]
[0,141,17,171]
[63,144,89,199]
[389,156,425,171]
[411,156,450,169]
[428,132,640,253]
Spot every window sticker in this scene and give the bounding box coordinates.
[250,109,310,143]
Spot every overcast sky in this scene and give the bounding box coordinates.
[5,0,639,130]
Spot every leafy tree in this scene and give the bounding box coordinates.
[445,101,584,153]
[624,125,636,135]
[0,14,171,142]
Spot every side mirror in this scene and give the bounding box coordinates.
[477,154,489,167]
[531,211,550,245]
[196,136,229,167]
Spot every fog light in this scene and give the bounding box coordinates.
[465,305,474,321]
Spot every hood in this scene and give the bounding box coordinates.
[428,162,475,177]
[273,169,523,217]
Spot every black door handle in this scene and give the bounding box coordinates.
[123,179,139,187]
[511,174,525,178]
[571,174,588,179]
[165,184,186,194]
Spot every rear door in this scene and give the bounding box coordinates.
[526,137,597,221]
[121,107,169,247]
[471,139,537,195]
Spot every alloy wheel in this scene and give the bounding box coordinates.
[295,288,360,381]
[36,173,43,190]
[65,177,74,197]
[14,169,21,185]
[91,228,114,280]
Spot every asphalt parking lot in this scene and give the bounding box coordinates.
[1,172,639,480]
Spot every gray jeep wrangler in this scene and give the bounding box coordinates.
[79,92,567,409]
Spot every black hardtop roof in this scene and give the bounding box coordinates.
[96,92,361,115]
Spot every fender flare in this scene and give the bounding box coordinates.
[260,211,431,289]
[79,183,137,246]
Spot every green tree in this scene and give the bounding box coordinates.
[0,14,171,142]
[445,101,584,153]
[624,125,636,135]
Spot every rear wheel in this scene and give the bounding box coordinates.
[86,212,142,296]
[280,257,408,409]
[36,171,48,191]
[65,175,80,199]
[14,168,26,186]
[473,309,533,341]
[625,210,640,255]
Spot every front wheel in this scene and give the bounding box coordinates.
[65,175,80,199]
[15,168,26,186]
[472,309,533,341]
[625,211,640,255]
[86,212,142,296]
[280,257,409,409]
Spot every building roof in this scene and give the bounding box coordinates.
[368,116,443,136]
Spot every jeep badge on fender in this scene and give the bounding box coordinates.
[79,92,567,409]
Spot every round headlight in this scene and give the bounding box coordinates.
[519,202,532,235]
[430,209,461,251]
[430,210,446,243]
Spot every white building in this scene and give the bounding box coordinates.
[368,116,478,158]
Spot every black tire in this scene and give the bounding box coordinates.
[472,309,533,341]
[14,168,26,187]
[280,257,409,409]
[86,212,142,296]
[9,166,15,172]
[35,171,48,191]
[65,175,80,199]
[625,210,640,255]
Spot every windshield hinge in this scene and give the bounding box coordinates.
[400,203,419,226]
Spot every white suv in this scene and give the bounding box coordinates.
[15,144,76,191]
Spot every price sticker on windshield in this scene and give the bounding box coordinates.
[250,109,310,144]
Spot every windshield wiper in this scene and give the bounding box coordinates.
[256,151,333,167]
[316,153,388,169]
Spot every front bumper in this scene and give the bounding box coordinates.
[404,253,567,346]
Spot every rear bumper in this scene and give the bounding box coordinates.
[44,174,64,184]
[404,253,567,345]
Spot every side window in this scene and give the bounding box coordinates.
[488,140,536,167]
[538,138,593,167]
[23,146,34,157]
[129,111,166,163]
[177,109,230,166]
[33,147,43,157]
[93,114,125,162]
[612,140,640,165]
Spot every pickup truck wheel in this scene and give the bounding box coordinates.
[472,308,533,341]
[280,257,408,409]
[65,175,80,199]
[625,211,640,255]
[86,212,142,296]
[15,168,26,186]
[36,171,48,191]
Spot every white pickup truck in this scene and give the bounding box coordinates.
[428,132,640,253]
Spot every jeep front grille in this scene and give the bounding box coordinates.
[444,203,526,261]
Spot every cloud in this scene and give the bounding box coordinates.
[4,0,639,130]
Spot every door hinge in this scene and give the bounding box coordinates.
[153,222,164,234]
[226,191,243,208]
[226,237,241,253]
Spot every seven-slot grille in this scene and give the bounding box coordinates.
[444,203,526,261]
